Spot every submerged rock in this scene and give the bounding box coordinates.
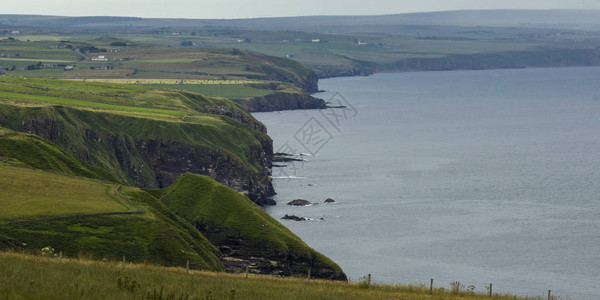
[287,199,311,206]
[324,198,336,203]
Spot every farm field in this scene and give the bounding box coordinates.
[74,79,263,85]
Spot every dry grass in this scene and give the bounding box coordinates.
[0,251,532,300]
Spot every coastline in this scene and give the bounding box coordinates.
[311,47,600,80]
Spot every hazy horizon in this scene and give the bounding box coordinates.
[2,0,600,19]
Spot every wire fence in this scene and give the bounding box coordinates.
[346,273,600,300]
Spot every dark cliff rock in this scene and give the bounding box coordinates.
[139,138,275,205]
[287,199,311,206]
[22,118,63,142]
[281,214,308,221]
[193,220,346,281]
[195,103,266,133]
[241,92,326,113]
[324,198,336,203]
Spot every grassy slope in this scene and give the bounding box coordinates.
[0,252,529,300]
[0,128,221,270]
[0,128,115,181]
[0,164,129,222]
[154,174,345,278]
[0,170,223,270]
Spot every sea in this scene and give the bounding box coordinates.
[252,66,600,299]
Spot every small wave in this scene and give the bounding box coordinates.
[272,176,307,179]
[299,153,312,156]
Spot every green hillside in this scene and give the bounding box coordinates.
[154,174,346,280]
[0,151,344,279]
[0,77,345,279]
[0,165,223,270]
[0,76,274,204]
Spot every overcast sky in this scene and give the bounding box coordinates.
[2,0,600,19]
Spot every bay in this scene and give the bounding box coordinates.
[253,67,600,299]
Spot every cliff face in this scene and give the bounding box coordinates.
[2,105,276,205]
[138,138,275,205]
[241,92,326,112]
[387,47,600,72]
[195,220,347,280]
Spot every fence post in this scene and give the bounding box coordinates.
[489,283,493,297]
[186,260,189,274]
[307,269,311,282]
[122,256,126,269]
[548,290,551,300]
[245,266,249,279]
[430,278,433,295]
[59,251,62,263]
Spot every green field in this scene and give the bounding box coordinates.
[0,91,185,117]
[152,84,273,99]
[0,165,132,222]
[0,251,531,300]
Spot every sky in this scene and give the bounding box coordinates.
[2,0,600,19]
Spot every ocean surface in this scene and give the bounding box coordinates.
[252,67,600,299]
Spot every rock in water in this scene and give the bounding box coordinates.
[324,198,336,203]
[287,199,311,206]
[281,214,308,221]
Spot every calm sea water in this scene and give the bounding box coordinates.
[253,67,600,299]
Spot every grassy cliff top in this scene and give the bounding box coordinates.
[0,76,269,173]
[0,76,254,123]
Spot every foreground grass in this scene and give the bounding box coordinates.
[0,252,529,300]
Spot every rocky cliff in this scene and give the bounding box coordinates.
[315,47,600,78]
[241,92,326,112]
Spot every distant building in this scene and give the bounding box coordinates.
[92,55,108,61]
[285,54,294,58]
[311,39,321,43]
[11,31,20,34]
[64,65,76,71]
